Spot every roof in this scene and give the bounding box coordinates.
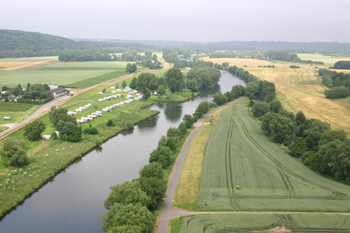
[51,87,66,96]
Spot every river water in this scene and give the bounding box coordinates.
[0,71,245,233]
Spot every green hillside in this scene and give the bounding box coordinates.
[0,29,161,58]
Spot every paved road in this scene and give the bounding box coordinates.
[0,95,69,138]
[157,97,244,233]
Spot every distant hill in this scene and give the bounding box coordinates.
[0,29,161,58]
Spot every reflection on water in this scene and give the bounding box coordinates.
[164,103,183,122]
[0,70,246,233]
[120,128,134,136]
[137,115,159,130]
[94,146,103,153]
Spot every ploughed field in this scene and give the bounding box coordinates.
[198,105,350,211]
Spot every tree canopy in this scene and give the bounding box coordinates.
[164,68,184,93]
[0,138,29,167]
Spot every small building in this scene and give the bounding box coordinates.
[3,116,12,120]
[54,131,60,137]
[43,135,51,140]
[98,92,104,95]
[51,87,67,98]
[111,86,115,89]
[98,99,104,102]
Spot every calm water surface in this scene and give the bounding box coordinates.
[0,71,245,233]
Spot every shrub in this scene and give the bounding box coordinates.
[84,127,98,135]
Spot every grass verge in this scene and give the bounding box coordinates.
[173,97,249,210]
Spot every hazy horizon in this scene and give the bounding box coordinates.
[1,0,350,43]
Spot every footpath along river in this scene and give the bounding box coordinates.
[0,71,245,233]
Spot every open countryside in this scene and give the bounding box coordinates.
[199,105,350,211]
[1,27,350,232]
[201,57,350,133]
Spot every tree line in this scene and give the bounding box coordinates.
[265,51,324,65]
[101,99,217,232]
[250,89,350,184]
[333,61,350,69]
[318,68,350,99]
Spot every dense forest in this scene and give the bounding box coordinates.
[0,30,161,58]
[3,30,350,59]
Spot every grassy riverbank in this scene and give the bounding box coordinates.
[0,88,196,220]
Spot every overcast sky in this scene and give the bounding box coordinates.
[1,0,349,42]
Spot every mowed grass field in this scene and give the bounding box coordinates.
[0,70,117,88]
[198,105,350,211]
[172,213,350,232]
[297,53,350,66]
[201,57,350,133]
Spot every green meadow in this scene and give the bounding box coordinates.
[0,70,116,88]
[172,214,350,233]
[198,105,350,211]
[297,53,350,66]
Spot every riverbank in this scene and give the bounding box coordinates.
[0,90,197,219]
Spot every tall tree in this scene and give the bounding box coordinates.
[101,203,152,233]
[136,73,158,100]
[164,68,184,93]
[24,120,46,141]
[0,138,29,167]
[104,181,150,210]
[129,77,138,89]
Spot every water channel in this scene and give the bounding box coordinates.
[0,71,246,233]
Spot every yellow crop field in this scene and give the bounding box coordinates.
[0,60,52,70]
[201,57,350,133]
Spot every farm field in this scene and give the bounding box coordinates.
[297,53,350,66]
[0,56,59,62]
[40,61,135,69]
[201,57,350,133]
[172,213,350,233]
[0,70,118,88]
[198,105,350,211]
[174,97,249,210]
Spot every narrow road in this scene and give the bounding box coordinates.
[157,97,244,233]
[0,95,69,138]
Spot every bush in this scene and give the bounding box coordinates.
[84,127,98,135]
[107,119,114,127]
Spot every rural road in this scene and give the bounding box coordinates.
[0,94,69,138]
[157,97,245,233]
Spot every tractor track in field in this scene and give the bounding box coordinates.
[232,107,348,199]
[157,102,350,232]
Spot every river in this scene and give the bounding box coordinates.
[0,71,245,233]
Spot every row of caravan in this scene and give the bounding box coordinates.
[98,94,122,102]
[76,111,103,124]
[68,103,91,115]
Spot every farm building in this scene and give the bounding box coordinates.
[51,87,67,98]
[111,87,115,89]
[98,92,104,95]
[116,89,122,92]
[98,99,104,102]
[3,116,12,120]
